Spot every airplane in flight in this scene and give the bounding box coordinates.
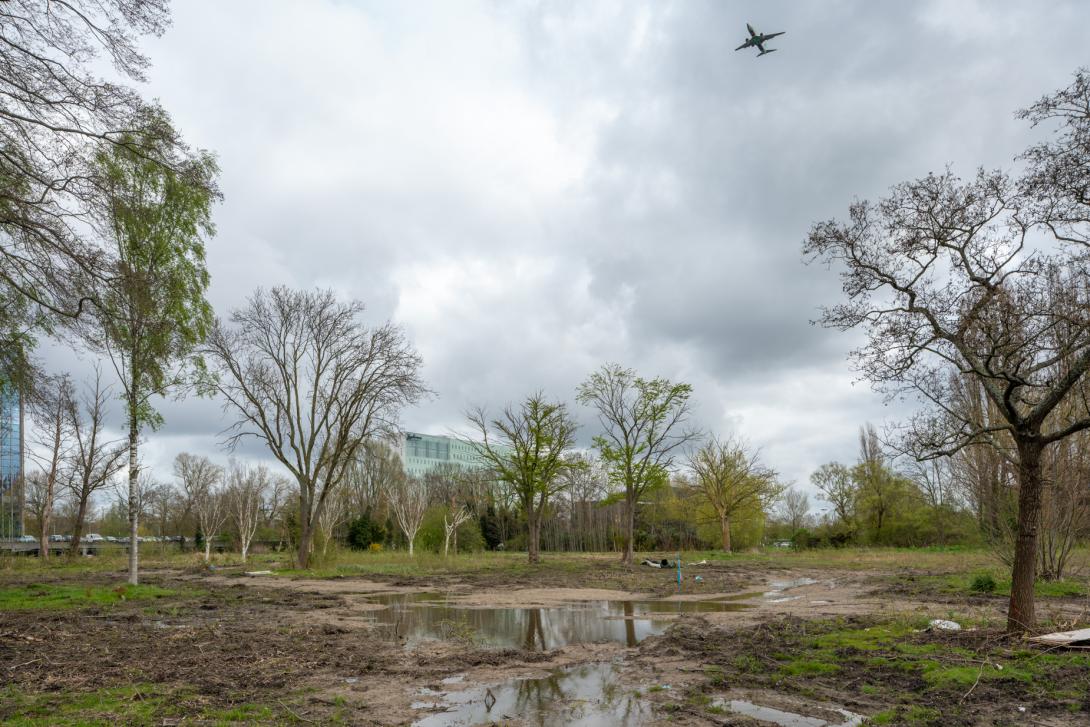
[735,23,785,57]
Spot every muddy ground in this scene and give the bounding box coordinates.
[2,557,1089,726]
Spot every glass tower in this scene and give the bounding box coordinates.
[0,384,23,537]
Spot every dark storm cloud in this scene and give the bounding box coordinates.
[26,0,1090,495]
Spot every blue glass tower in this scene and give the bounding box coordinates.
[0,384,23,537]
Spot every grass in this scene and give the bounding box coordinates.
[894,569,1089,599]
[730,616,1090,718]
[0,684,295,726]
[0,582,180,610]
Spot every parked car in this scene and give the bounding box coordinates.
[83,533,104,542]
[49,534,70,542]
[18,534,37,542]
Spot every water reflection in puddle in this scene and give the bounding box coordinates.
[413,662,649,727]
[714,699,865,727]
[364,592,751,649]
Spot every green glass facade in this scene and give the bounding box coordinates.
[401,432,491,478]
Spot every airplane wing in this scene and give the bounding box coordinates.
[734,40,750,51]
[763,31,785,40]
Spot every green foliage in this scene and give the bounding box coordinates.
[89,108,218,430]
[416,506,486,553]
[970,573,997,593]
[346,510,387,550]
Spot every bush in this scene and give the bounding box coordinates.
[417,507,486,553]
[346,511,387,550]
[969,573,997,593]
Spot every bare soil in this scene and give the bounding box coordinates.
[2,562,1087,725]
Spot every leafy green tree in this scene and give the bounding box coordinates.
[577,364,697,565]
[810,462,857,531]
[687,435,782,553]
[83,111,218,585]
[466,393,578,564]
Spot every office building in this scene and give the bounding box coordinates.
[0,384,24,537]
[401,432,492,478]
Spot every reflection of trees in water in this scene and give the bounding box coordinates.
[514,667,566,720]
[375,596,668,649]
[510,664,646,726]
[524,608,547,650]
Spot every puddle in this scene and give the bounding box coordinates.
[413,662,650,726]
[715,699,865,727]
[363,593,751,649]
[768,578,818,591]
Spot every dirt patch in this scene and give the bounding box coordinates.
[657,614,1090,726]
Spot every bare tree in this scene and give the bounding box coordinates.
[777,487,812,533]
[315,485,351,557]
[559,453,609,552]
[389,475,429,556]
[203,287,427,568]
[194,481,227,563]
[806,73,1090,630]
[443,505,473,557]
[28,374,76,558]
[144,479,176,545]
[226,462,269,563]
[577,364,697,565]
[344,438,403,522]
[466,393,578,564]
[687,435,782,552]
[174,453,224,562]
[65,369,126,556]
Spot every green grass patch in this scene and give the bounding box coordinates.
[779,659,840,676]
[0,685,296,726]
[0,582,180,610]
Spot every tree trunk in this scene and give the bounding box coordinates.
[69,497,89,558]
[1008,439,1044,633]
[443,519,453,557]
[721,513,732,553]
[241,541,249,563]
[408,537,415,556]
[621,496,635,565]
[127,409,139,586]
[204,537,211,562]
[296,485,313,568]
[527,509,541,564]
[297,519,314,569]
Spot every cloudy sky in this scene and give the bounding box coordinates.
[42,0,1090,498]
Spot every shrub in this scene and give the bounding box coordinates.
[970,573,997,593]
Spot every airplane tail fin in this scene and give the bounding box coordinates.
[758,48,778,56]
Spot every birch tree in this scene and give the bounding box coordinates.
[226,462,269,563]
[389,475,429,556]
[195,479,227,563]
[174,454,224,561]
[81,114,218,584]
